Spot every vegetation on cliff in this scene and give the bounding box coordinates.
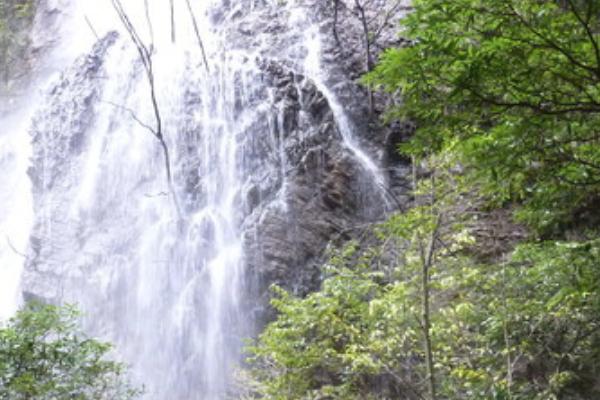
[248,1,600,399]
[0,0,35,88]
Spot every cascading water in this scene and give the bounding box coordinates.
[0,0,395,398]
[0,101,34,321]
[301,22,389,199]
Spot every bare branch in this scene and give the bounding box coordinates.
[104,100,157,137]
[370,1,405,44]
[6,235,27,259]
[143,0,154,46]
[170,0,176,43]
[354,0,374,114]
[185,0,210,73]
[111,0,181,218]
[421,212,441,400]
[84,15,99,41]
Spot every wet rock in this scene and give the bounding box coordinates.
[189,0,413,300]
[24,32,118,300]
[22,0,412,335]
[29,32,116,187]
[238,59,376,298]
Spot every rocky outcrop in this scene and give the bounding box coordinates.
[241,60,367,298]
[210,0,414,297]
[23,32,118,302]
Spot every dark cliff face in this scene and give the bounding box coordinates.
[241,61,366,298]
[216,0,413,299]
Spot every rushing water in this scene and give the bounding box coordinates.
[0,101,34,320]
[0,0,390,398]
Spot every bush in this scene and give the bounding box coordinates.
[0,302,140,400]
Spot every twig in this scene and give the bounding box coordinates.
[84,15,100,41]
[170,0,176,43]
[6,236,27,259]
[184,0,210,73]
[111,0,182,219]
[104,100,156,135]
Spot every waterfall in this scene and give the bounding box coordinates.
[0,0,393,398]
[0,101,34,320]
[301,23,391,210]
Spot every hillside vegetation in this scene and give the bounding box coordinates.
[248,1,600,399]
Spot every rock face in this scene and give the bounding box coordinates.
[226,0,413,298]
[24,32,118,302]
[241,61,366,298]
[16,0,413,397]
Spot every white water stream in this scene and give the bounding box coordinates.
[0,103,34,320]
[0,1,390,398]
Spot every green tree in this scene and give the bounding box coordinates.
[247,243,423,400]
[246,167,473,400]
[0,302,141,400]
[247,214,600,399]
[247,157,600,399]
[366,0,600,234]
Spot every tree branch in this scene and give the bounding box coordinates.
[170,0,176,43]
[185,0,210,73]
[506,3,599,78]
[111,0,181,218]
[566,0,600,75]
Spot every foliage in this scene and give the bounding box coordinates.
[0,0,35,85]
[248,243,420,400]
[0,302,140,400]
[248,161,600,399]
[428,236,600,400]
[365,0,600,234]
[248,213,600,399]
